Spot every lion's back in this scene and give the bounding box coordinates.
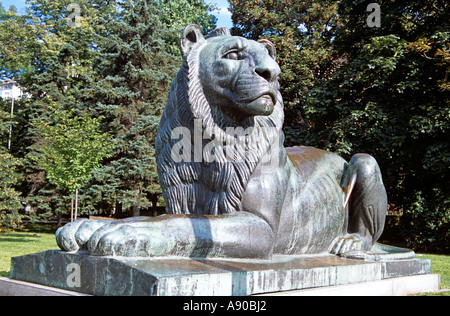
[286,146,346,180]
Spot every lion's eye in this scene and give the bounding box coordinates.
[224,51,240,60]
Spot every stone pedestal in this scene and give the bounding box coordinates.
[6,250,435,296]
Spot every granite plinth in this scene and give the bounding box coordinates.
[10,250,431,296]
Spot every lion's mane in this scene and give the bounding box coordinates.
[156,29,284,215]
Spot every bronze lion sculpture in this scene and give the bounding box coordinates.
[56,25,396,260]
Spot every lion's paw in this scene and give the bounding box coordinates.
[56,219,110,252]
[329,235,364,256]
[87,223,166,257]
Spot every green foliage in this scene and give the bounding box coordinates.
[0,156,23,231]
[32,104,113,220]
[0,108,23,231]
[402,190,449,254]
[19,0,109,217]
[7,0,217,218]
[157,0,217,33]
[304,1,449,252]
[0,102,10,133]
[230,0,449,252]
[34,105,114,194]
[0,4,37,80]
[1,0,217,219]
[229,0,339,127]
[80,0,181,215]
[156,0,217,52]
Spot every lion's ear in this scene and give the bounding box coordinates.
[258,39,277,61]
[180,24,206,56]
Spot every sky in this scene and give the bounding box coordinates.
[1,0,28,14]
[0,0,233,29]
[210,0,233,29]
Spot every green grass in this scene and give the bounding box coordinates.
[0,228,58,277]
[419,253,450,294]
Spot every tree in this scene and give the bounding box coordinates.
[21,0,117,220]
[0,107,23,231]
[34,105,114,221]
[156,0,217,52]
[228,0,341,144]
[81,0,180,216]
[0,3,37,80]
[229,0,449,252]
[2,0,218,219]
[303,0,449,252]
[0,150,23,230]
[157,0,217,33]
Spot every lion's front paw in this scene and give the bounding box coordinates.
[87,223,167,257]
[329,235,364,256]
[56,219,110,252]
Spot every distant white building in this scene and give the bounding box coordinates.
[0,79,27,99]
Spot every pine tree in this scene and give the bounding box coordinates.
[82,0,179,216]
[3,0,217,219]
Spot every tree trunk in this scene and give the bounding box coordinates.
[115,200,123,219]
[71,194,74,222]
[132,189,141,217]
[74,188,78,221]
[150,194,158,208]
[57,211,63,227]
[132,205,140,217]
[150,194,158,217]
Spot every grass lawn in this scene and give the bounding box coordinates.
[419,254,450,294]
[0,225,449,295]
[0,226,58,278]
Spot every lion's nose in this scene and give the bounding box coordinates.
[255,60,281,83]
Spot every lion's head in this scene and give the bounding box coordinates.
[156,25,285,215]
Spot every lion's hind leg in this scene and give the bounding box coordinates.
[331,154,388,256]
[347,154,387,251]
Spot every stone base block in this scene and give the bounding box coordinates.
[258,274,441,296]
[8,250,434,296]
[1,274,440,296]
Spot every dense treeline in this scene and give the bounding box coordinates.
[230,0,449,252]
[0,0,217,225]
[0,0,448,252]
